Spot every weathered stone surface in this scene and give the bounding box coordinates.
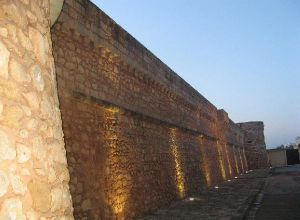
[51,185,72,212]
[16,143,31,163]
[0,28,8,37]
[9,174,27,195]
[0,0,73,218]
[26,10,37,24]
[0,101,3,117]
[21,105,32,117]
[29,27,48,65]
[0,198,26,220]
[0,80,20,100]
[32,136,46,160]
[51,185,64,212]
[21,168,30,176]
[9,59,31,82]
[48,167,57,183]
[23,92,40,110]
[0,129,16,161]
[6,24,17,43]
[17,29,32,51]
[40,95,54,119]
[28,180,51,213]
[0,0,73,219]
[30,64,44,91]
[0,41,10,79]
[1,3,27,27]
[19,129,29,139]
[81,199,92,211]
[48,139,67,164]
[20,0,29,5]
[26,211,38,220]
[26,118,39,130]
[0,170,9,197]
[3,105,24,128]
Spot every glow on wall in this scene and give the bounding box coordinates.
[198,135,212,187]
[170,128,185,198]
[238,148,244,173]
[217,141,227,180]
[242,148,248,171]
[104,106,131,217]
[233,145,240,174]
[224,144,233,176]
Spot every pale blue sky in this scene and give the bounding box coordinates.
[92,0,300,148]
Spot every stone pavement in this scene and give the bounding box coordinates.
[254,165,300,220]
[137,169,270,220]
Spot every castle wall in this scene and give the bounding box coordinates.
[50,0,261,219]
[237,122,269,170]
[0,0,269,219]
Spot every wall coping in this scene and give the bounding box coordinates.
[50,0,64,26]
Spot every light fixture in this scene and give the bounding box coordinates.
[214,186,219,189]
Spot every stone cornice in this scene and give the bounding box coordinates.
[50,0,64,26]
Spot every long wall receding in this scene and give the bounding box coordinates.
[49,0,267,219]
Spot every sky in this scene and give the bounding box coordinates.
[92,0,300,148]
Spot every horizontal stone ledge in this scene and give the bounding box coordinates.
[72,90,243,148]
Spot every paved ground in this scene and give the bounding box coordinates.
[254,165,300,220]
[137,169,270,220]
[138,165,300,220]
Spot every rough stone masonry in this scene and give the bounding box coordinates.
[0,0,268,219]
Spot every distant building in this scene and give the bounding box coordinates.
[268,148,300,167]
[296,137,300,147]
[269,137,300,166]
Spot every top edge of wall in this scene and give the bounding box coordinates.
[56,0,245,127]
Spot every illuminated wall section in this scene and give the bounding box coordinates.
[104,107,131,219]
[217,141,227,180]
[233,146,240,174]
[170,128,185,198]
[49,0,267,219]
[238,147,245,173]
[242,148,248,171]
[224,144,233,177]
[198,136,212,187]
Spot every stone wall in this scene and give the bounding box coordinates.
[50,0,252,219]
[237,122,269,170]
[0,0,269,219]
[0,0,73,219]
